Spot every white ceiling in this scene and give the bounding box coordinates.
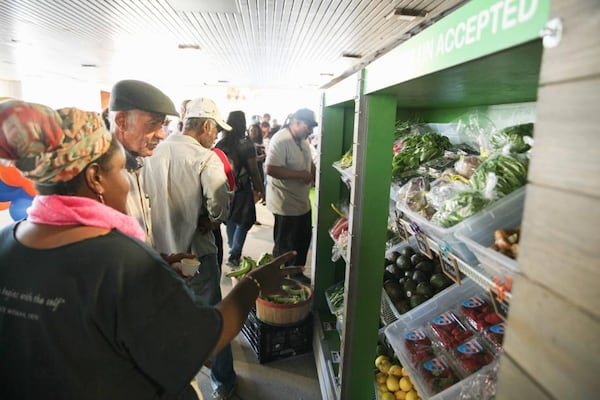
[0,0,466,91]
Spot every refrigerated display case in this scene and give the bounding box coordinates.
[311,1,552,399]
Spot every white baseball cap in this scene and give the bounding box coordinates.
[185,97,232,131]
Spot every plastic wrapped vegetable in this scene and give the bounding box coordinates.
[490,123,534,153]
[391,132,452,177]
[469,154,528,197]
[454,155,482,178]
[431,190,490,228]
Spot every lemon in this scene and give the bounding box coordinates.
[405,389,418,400]
[378,360,392,374]
[388,364,403,377]
[378,383,388,394]
[399,376,413,392]
[376,372,388,384]
[386,375,400,392]
[381,393,395,400]
[401,367,409,376]
[375,355,390,368]
[395,390,407,399]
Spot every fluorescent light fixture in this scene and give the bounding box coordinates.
[178,44,200,50]
[385,8,428,21]
[167,0,239,13]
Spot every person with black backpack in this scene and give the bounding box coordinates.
[216,111,265,268]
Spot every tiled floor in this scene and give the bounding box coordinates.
[196,203,322,400]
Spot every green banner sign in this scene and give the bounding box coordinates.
[364,0,550,94]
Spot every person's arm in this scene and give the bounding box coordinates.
[247,156,265,199]
[211,251,301,355]
[266,164,313,185]
[202,154,230,222]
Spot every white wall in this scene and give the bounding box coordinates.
[0,79,23,99]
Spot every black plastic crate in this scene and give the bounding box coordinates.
[240,307,313,364]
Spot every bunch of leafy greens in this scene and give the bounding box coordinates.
[391,132,452,177]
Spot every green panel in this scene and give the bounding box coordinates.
[377,40,543,108]
[341,93,396,400]
[365,0,550,94]
[313,100,354,311]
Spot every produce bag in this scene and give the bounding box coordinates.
[391,131,453,178]
[489,122,534,154]
[454,112,497,156]
[469,153,528,197]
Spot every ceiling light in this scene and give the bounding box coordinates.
[385,8,428,21]
[168,0,239,13]
[178,44,200,50]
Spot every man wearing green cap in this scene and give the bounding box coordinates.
[108,79,179,246]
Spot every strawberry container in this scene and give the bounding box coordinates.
[483,322,506,351]
[459,295,502,332]
[451,337,495,376]
[429,311,473,350]
[404,327,435,364]
[419,355,460,394]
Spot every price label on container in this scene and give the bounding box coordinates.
[488,286,510,321]
[414,232,433,259]
[438,248,461,285]
[394,212,410,243]
[401,222,412,243]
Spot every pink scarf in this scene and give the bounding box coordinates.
[27,195,146,242]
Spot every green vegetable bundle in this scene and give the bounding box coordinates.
[431,190,490,228]
[490,123,533,153]
[264,285,310,304]
[391,132,452,177]
[469,154,528,197]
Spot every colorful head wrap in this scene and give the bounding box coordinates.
[0,100,112,184]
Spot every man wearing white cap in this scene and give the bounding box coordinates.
[143,97,237,400]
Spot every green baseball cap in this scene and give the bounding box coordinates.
[109,79,178,116]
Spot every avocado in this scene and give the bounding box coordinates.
[403,279,417,296]
[393,300,411,314]
[383,269,395,282]
[409,294,427,308]
[410,253,426,265]
[396,254,413,271]
[432,259,443,274]
[415,260,433,275]
[384,281,404,301]
[388,251,401,264]
[412,270,428,284]
[400,246,416,258]
[430,273,451,291]
[386,263,403,279]
[416,282,434,298]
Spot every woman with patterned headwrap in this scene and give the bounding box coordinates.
[0,100,299,400]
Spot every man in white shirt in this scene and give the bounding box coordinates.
[265,108,317,284]
[143,97,237,400]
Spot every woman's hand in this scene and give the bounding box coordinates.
[161,252,196,265]
[247,251,303,296]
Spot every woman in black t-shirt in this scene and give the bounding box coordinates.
[0,100,298,400]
